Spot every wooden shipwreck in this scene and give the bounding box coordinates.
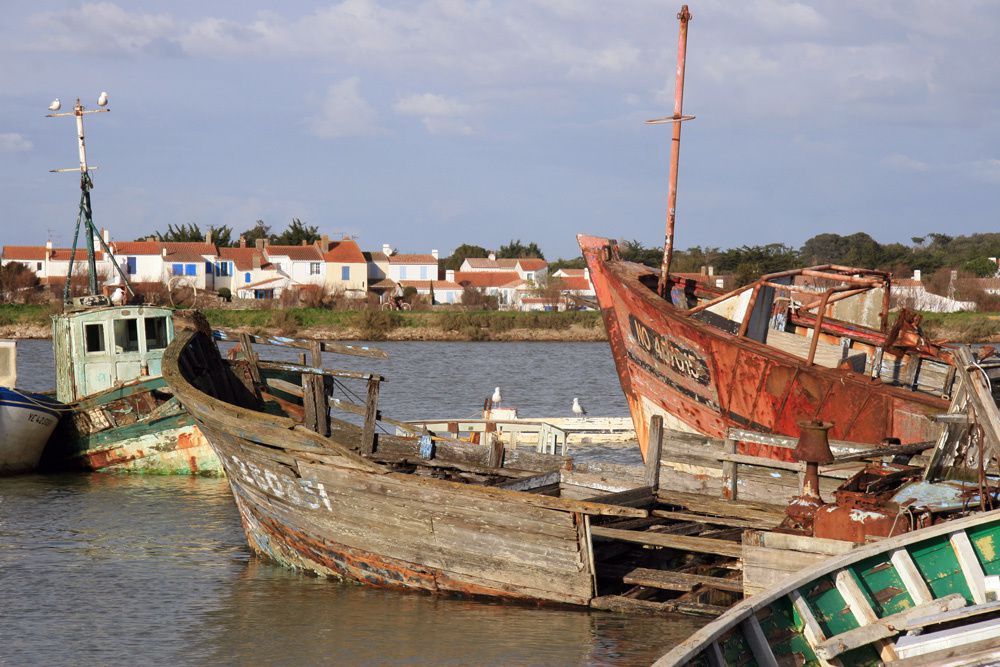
[657,509,1000,666]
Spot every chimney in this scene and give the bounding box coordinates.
[161,247,167,257]
[431,249,439,260]
[488,252,496,261]
[301,240,307,246]
[700,265,707,276]
[584,268,590,281]
[913,269,922,282]
[239,235,246,248]
[708,266,715,276]
[147,236,156,243]
[320,234,329,249]
[102,228,110,243]
[252,252,261,270]
[255,238,265,250]
[446,269,455,282]
[45,239,53,260]
[206,230,213,245]
[382,243,392,256]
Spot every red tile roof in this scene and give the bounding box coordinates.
[162,242,216,255]
[516,258,547,270]
[3,246,104,261]
[218,247,271,271]
[454,271,522,288]
[555,268,586,277]
[323,239,365,264]
[110,241,163,255]
[555,276,592,291]
[389,253,438,265]
[462,258,500,269]
[265,245,323,261]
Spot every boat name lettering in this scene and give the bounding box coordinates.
[629,315,710,385]
[28,413,55,427]
[228,454,332,511]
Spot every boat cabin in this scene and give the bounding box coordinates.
[52,305,175,402]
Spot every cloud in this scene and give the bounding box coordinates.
[883,154,930,172]
[0,133,32,152]
[308,77,382,139]
[394,93,474,134]
[27,2,177,56]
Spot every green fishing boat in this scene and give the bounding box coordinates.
[658,508,1000,666]
[39,96,218,475]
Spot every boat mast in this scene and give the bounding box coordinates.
[48,96,134,304]
[652,6,693,299]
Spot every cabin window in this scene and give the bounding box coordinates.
[341,266,350,281]
[145,317,169,350]
[113,318,140,353]
[84,323,106,353]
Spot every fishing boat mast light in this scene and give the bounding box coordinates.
[46,94,134,304]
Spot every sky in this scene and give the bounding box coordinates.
[2,1,999,260]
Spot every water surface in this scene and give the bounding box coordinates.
[2,340,703,665]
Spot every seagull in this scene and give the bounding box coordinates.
[97,91,108,107]
[491,386,502,406]
[48,98,61,111]
[572,397,587,416]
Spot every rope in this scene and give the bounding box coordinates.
[2,387,76,413]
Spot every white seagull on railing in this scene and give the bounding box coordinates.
[572,397,587,416]
[491,386,502,406]
[48,98,61,111]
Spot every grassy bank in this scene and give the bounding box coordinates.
[5,302,1000,343]
[915,311,1000,343]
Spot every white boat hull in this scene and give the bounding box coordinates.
[0,387,61,474]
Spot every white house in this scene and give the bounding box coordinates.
[387,249,439,282]
[216,246,276,296]
[458,255,548,284]
[261,242,326,287]
[108,240,217,290]
[452,270,525,309]
[1,240,114,289]
[551,268,596,296]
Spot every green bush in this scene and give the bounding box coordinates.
[354,309,401,340]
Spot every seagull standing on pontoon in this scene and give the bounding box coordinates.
[491,386,502,406]
[572,397,587,416]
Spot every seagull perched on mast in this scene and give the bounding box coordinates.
[97,91,108,107]
[491,386,502,406]
[48,98,61,111]
[572,397,587,416]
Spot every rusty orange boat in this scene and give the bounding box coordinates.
[579,6,953,462]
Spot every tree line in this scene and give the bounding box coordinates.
[153,219,321,248]
[610,232,1000,286]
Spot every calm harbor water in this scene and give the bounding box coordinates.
[2,340,703,666]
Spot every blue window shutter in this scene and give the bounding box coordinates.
[126,257,137,275]
[341,266,349,280]
[185,264,196,276]
[245,272,251,283]
[172,263,182,275]
[420,266,427,279]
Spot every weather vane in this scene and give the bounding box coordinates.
[47,93,133,303]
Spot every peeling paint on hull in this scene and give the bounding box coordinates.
[51,416,222,475]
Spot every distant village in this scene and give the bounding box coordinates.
[5,226,1000,316]
[0,230,597,312]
